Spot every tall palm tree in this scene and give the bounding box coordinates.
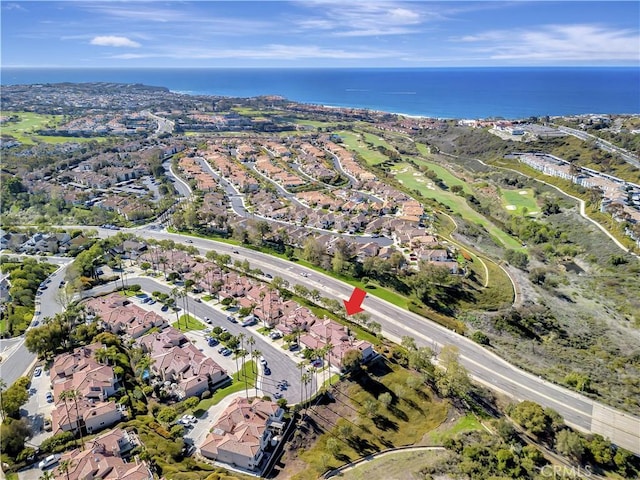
[240,349,249,399]
[170,287,181,327]
[252,349,262,398]
[61,390,84,450]
[57,459,73,480]
[38,470,54,480]
[238,333,246,375]
[301,372,312,409]
[246,337,256,373]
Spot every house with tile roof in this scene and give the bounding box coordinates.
[53,428,152,480]
[200,398,285,471]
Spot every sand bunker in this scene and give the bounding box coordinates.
[506,205,517,210]
[519,190,528,195]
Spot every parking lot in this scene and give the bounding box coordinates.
[22,365,56,447]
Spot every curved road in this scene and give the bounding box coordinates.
[91,227,639,454]
[2,230,639,453]
[192,156,393,247]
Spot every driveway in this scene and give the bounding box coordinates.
[22,366,55,447]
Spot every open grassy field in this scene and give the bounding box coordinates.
[1,111,61,144]
[500,188,540,216]
[2,111,109,144]
[411,157,474,194]
[291,359,449,479]
[337,130,388,165]
[391,163,523,250]
[172,314,205,332]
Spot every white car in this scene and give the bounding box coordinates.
[259,356,268,366]
[182,414,197,424]
[39,454,61,469]
[33,366,43,377]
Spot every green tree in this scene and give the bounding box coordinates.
[510,401,553,437]
[341,349,363,372]
[556,429,584,462]
[326,437,340,458]
[2,377,29,419]
[0,418,30,457]
[435,345,471,399]
[378,392,392,409]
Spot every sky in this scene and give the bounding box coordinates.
[2,1,639,68]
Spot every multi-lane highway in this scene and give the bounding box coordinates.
[2,229,639,454]
[107,227,639,454]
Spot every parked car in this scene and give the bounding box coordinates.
[263,367,271,376]
[39,454,60,469]
[269,331,282,340]
[161,304,169,312]
[265,273,273,279]
[259,356,267,366]
[182,414,197,424]
[33,366,43,377]
[45,392,54,403]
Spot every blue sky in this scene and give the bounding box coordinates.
[2,1,639,68]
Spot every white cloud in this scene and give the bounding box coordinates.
[90,36,141,48]
[294,1,426,37]
[110,44,398,61]
[452,24,640,63]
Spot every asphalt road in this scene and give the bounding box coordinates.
[194,156,393,247]
[83,277,304,407]
[3,230,638,454]
[94,227,640,454]
[0,257,73,386]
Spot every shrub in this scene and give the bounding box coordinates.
[200,390,212,400]
[40,431,75,453]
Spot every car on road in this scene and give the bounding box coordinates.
[264,273,273,279]
[204,317,212,324]
[33,366,43,377]
[185,239,193,243]
[39,454,61,469]
[182,414,197,424]
[273,392,282,399]
[226,315,237,323]
[232,250,239,254]
[45,392,54,403]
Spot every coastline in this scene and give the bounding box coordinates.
[2,66,639,119]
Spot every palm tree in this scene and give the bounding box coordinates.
[240,349,249,399]
[61,389,84,450]
[252,349,262,398]
[170,287,181,326]
[57,459,73,480]
[38,470,54,480]
[192,270,204,292]
[301,372,312,409]
[238,333,246,372]
[247,337,256,373]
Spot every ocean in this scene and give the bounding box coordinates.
[1,67,639,119]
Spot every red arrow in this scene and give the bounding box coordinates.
[343,287,367,316]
